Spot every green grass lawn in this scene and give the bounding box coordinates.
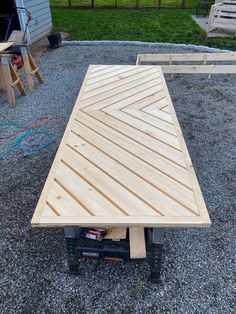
[51,9,236,50]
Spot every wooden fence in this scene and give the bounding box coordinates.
[51,0,194,9]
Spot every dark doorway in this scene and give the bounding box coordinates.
[0,0,20,41]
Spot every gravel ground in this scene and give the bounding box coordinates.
[0,43,235,314]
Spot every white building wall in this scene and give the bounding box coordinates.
[22,0,52,43]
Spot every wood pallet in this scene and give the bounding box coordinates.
[214,0,236,4]
[208,2,236,33]
[32,65,210,228]
[136,52,236,74]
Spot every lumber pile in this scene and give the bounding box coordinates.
[208,1,236,33]
[136,52,236,75]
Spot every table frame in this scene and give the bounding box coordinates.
[64,227,165,283]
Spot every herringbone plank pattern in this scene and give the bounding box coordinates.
[32,65,210,227]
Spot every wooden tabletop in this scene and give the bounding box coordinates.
[32,65,211,228]
[0,42,14,52]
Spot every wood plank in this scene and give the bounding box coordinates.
[123,106,176,135]
[0,42,14,52]
[129,227,146,259]
[31,66,94,224]
[7,31,24,44]
[76,112,191,188]
[88,110,186,167]
[104,227,127,240]
[90,65,114,73]
[89,65,128,79]
[47,181,92,217]
[137,54,236,74]
[138,52,236,62]
[61,144,159,216]
[42,204,58,217]
[82,66,157,100]
[87,65,135,85]
[161,106,170,113]
[85,66,148,92]
[67,128,196,217]
[70,123,198,214]
[161,65,236,74]
[56,162,125,217]
[80,71,163,109]
[158,69,210,220]
[104,107,180,149]
[36,215,211,227]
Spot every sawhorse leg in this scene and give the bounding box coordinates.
[0,57,26,107]
[1,57,15,107]
[64,227,80,274]
[149,228,164,283]
[0,61,7,91]
[9,62,27,96]
[21,46,44,92]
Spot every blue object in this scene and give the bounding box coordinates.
[0,121,53,161]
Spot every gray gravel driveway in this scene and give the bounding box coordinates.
[0,43,235,313]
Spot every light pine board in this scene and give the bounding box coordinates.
[129,227,147,259]
[31,65,211,228]
[0,42,14,52]
[137,52,236,63]
[137,53,236,74]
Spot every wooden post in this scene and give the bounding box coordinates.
[0,62,7,90]
[68,0,72,8]
[169,55,175,79]
[181,0,186,9]
[157,0,161,9]
[1,57,16,107]
[91,0,94,8]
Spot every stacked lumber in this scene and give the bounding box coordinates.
[136,52,236,74]
[208,1,236,33]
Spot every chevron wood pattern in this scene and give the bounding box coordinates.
[32,65,211,227]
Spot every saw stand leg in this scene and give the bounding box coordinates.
[149,228,164,283]
[0,56,26,107]
[64,227,81,274]
[20,46,44,92]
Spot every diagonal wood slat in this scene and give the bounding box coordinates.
[32,65,211,227]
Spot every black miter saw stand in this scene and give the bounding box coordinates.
[64,227,164,283]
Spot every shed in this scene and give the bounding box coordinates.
[0,0,52,44]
